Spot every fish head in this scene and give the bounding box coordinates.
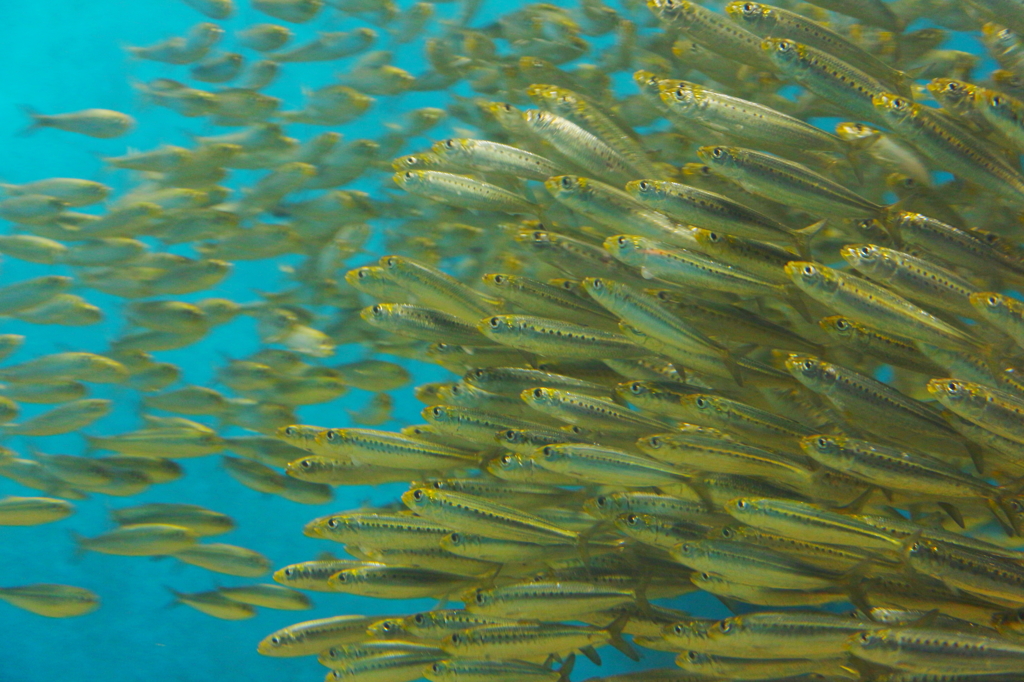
[872,92,916,124]
[696,145,737,169]
[762,37,803,70]
[392,154,438,171]
[616,380,654,403]
[648,0,696,25]
[983,89,1019,117]
[725,1,769,25]
[784,354,836,390]
[784,261,831,293]
[800,434,844,460]
[603,234,647,261]
[659,83,700,112]
[624,178,663,201]
[401,487,431,511]
[819,315,858,340]
[478,314,517,338]
[969,291,1008,318]
[692,228,726,251]
[839,243,882,271]
[544,174,586,199]
[925,377,974,409]
[927,78,976,110]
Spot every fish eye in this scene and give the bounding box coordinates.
[673,624,685,635]
[859,246,872,256]
[500,454,513,465]
[335,573,348,583]
[695,397,709,409]
[412,489,424,500]
[284,567,294,576]
[688,650,700,661]
[414,614,426,624]
[444,139,456,149]
[371,304,383,314]
[801,264,816,276]
[591,279,603,290]
[630,382,643,394]
[532,388,544,398]
[834,319,850,331]
[595,496,607,508]
[735,500,748,509]
[356,268,368,278]
[625,513,639,525]
[300,459,312,469]
[719,622,732,633]
[560,176,574,189]
[327,518,339,528]
[994,95,1005,106]
[449,533,462,544]
[802,359,815,371]
[617,236,628,246]
[638,181,651,191]
[271,636,281,645]
[648,436,662,448]
[474,591,486,605]
[431,406,443,417]
[711,148,724,159]
[542,446,555,458]
[450,633,462,644]
[777,39,793,52]
[570,425,585,434]
[721,527,733,538]
[384,256,397,267]
[707,232,720,242]
[284,426,295,436]
[381,622,394,631]
[492,274,505,284]
[987,295,1000,306]
[947,381,959,392]
[817,436,829,448]
[450,384,462,395]
[404,171,415,179]
[501,430,517,441]
[488,317,501,329]
[325,430,337,441]
[431,664,441,673]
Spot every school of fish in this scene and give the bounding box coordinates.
[15,0,1024,679]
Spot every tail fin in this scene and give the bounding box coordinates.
[606,611,640,661]
[18,106,42,137]
[556,653,575,682]
[793,220,827,259]
[69,530,88,561]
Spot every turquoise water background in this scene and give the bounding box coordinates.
[0,2,696,680]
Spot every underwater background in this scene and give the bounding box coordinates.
[2,3,460,682]
[4,0,1024,681]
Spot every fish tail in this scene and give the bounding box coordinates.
[719,348,744,388]
[605,611,640,661]
[69,530,89,561]
[556,653,575,682]
[792,219,827,259]
[18,105,42,137]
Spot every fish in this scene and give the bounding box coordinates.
[0,584,99,618]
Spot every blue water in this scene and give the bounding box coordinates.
[0,2,701,680]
